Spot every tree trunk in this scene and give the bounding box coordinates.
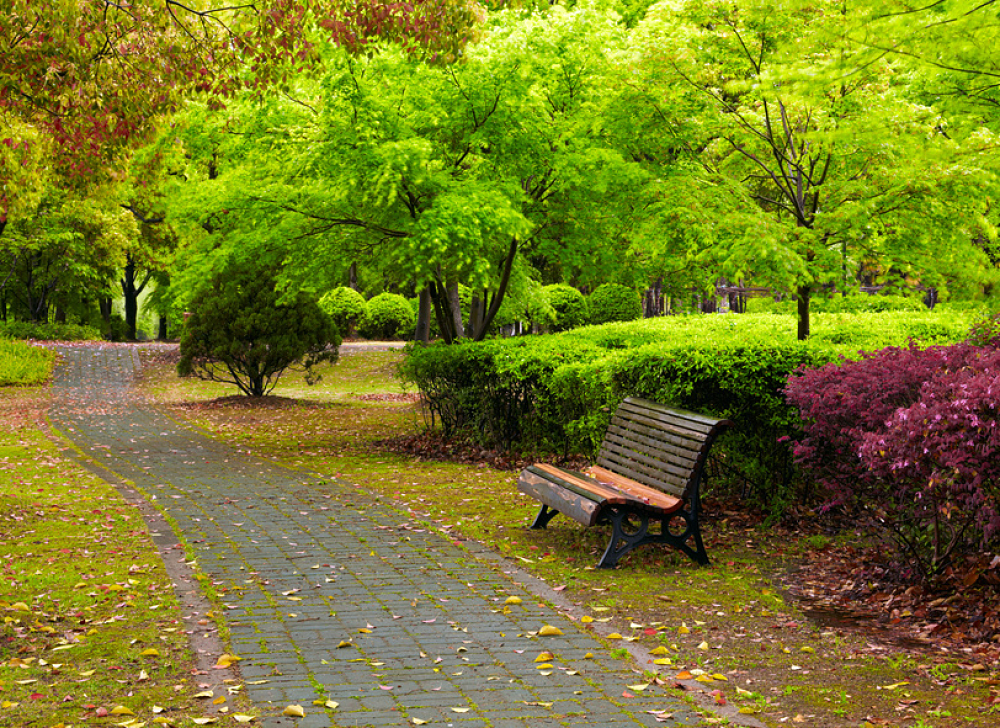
[414,287,431,344]
[158,315,168,341]
[122,255,138,340]
[54,305,66,323]
[796,285,811,341]
[447,280,464,339]
[99,297,113,324]
[349,262,358,290]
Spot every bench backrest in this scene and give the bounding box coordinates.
[596,397,732,500]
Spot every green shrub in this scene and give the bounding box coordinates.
[543,284,588,332]
[0,321,102,341]
[320,287,367,336]
[178,262,339,397]
[588,283,642,325]
[402,309,980,512]
[0,339,56,385]
[358,293,415,340]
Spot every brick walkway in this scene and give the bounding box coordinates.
[48,345,706,728]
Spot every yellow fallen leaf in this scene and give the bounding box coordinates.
[194,690,215,698]
[675,671,694,680]
[650,646,669,655]
[800,646,815,653]
[535,663,553,670]
[78,669,96,677]
[606,633,623,640]
[583,652,594,659]
[538,625,563,636]
[337,641,352,648]
[213,696,226,705]
[110,706,135,716]
[152,706,164,713]
[879,681,910,690]
[450,707,470,713]
[358,628,373,634]
[627,684,649,691]
[323,700,339,709]
[697,641,709,650]
[153,718,173,725]
[214,654,242,668]
[9,602,30,612]
[677,623,690,635]
[0,701,19,709]
[539,670,553,676]
[141,648,160,657]
[534,652,554,663]
[282,705,305,717]
[580,616,594,624]
[412,719,429,725]
[233,716,256,724]
[192,719,217,725]
[504,596,522,605]
[712,673,728,681]
[653,658,672,665]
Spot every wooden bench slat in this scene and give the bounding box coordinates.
[608,412,709,447]
[598,440,693,490]
[596,456,686,498]
[618,399,718,435]
[603,427,701,468]
[518,469,601,527]
[620,398,726,431]
[530,464,632,504]
[585,466,683,513]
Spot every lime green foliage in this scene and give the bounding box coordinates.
[320,287,368,336]
[178,262,340,396]
[402,309,978,510]
[0,321,102,341]
[543,284,589,332]
[588,283,642,325]
[358,293,415,340]
[0,339,55,385]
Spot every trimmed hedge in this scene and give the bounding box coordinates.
[542,284,588,332]
[320,287,367,336]
[402,309,979,512]
[358,293,415,340]
[0,339,56,386]
[588,283,642,325]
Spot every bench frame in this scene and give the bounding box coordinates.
[517,397,732,568]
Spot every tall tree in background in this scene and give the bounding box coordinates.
[157,6,648,342]
[630,0,997,338]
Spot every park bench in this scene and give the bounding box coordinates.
[517,397,732,568]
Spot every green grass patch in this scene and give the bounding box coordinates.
[0,339,55,386]
[0,387,206,727]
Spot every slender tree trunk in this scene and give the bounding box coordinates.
[99,297,113,325]
[55,305,66,323]
[158,315,168,341]
[796,284,811,341]
[348,262,358,290]
[122,255,138,340]
[415,287,431,344]
[447,280,464,339]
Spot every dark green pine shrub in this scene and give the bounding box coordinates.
[320,287,367,336]
[178,262,340,397]
[358,292,415,340]
[543,283,588,332]
[588,283,642,325]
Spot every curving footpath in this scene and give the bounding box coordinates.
[48,344,706,728]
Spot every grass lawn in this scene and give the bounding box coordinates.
[0,379,226,726]
[136,345,1000,728]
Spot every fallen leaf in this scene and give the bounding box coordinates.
[450,707,470,713]
[110,706,135,716]
[538,625,563,636]
[504,596,522,605]
[232,714,256,723]
[282,705,305,717]
[534,652,554,663]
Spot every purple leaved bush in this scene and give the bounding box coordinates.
[786,341,1000,580]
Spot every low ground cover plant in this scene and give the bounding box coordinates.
[0,321,102,341]
[0,339,55,385]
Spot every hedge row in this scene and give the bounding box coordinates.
[401,310,978,511]
[0,321,103,341]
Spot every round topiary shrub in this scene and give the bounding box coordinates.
[358,292,415,340]
[178,262,340,397]
[320,287,367,336]
[542,284,588,332]
[588,283,642,325]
